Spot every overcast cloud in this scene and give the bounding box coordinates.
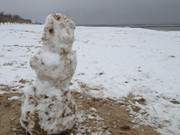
[0,0,180,25]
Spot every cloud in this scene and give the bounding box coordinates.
[0,0,180,25]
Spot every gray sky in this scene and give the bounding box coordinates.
[0,0,180,25]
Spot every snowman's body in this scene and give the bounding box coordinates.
[20,13,77,134]
[30,46,77,90]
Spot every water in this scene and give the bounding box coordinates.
[78,24,180,31]
[140,26,180,31]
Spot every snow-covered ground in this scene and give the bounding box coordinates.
[0,24,180,135]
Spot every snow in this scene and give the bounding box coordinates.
[0,24,180,135]
[8,96,20,101]
[0,24,41,85]
[0,89,8,95]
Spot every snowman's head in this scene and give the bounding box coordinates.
[42,13,75,47]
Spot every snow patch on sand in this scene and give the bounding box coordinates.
[0,24,180,135]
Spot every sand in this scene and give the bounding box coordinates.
[0,90,159,135]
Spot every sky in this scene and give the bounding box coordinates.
[0,0,180,25]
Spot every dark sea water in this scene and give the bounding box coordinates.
[79,24,180,31]
[140,26,180,31]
